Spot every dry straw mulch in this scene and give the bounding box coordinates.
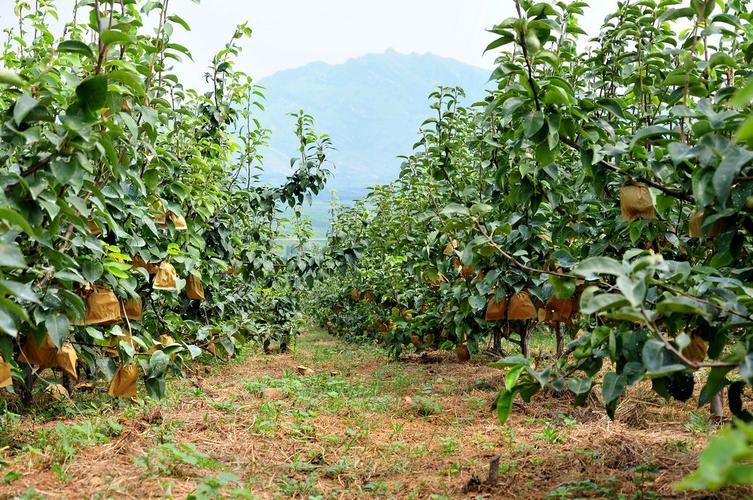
[0,334,749,499]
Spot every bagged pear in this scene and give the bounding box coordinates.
[186,274,205,301]
[19,335,59,369]
[55,342,78,380]
[83,285,122,326]
[508,291,537,321]
[153,261,177,291]
[122,297,143,321]
[108,364,138,398]
[485,296,508,321]
[0,355,13,388]
[620,181,656,222]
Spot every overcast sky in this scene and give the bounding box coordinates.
[0,0,620,88]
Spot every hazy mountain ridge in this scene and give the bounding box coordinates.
[257,50,490,200]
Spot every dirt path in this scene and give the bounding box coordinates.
[0,331,743,499]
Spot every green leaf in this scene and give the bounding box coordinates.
[699,367,733,407]
[574,257,623,277]
[568,377,592,395]
[101,30,132,47]
[731,79,753,108]
[0,70,26,87]
[737,115,753,145]
[485,32,514,52]
[57,40,94,59]
[0,308,18,337]
[148,350,170,378]
[496,390,515,424]
[579,290,630,315]
[469,295,486,311]
[505,365,525,391]
[108,69,145,97]
[713,147,753,203]
[549,275,576,299]
[145,376,166,400]
[656,296,710,316]
[642,339,685,376]
[677,425,753,491]
[469,203,493,216]
[45,314,70,349]
[13,94,39,126]
[596,98,625,119]
[616,275,647,307]
[81,260,104,282]
[524,111,545,138]
[601,371,625,404]
[103,261,132,279]
[707,52,735,70]
[440,203,470,217]
[0,208,36,239]
[0,280,39,304]
[76,75,108,112]
[0,243,26,268]
[167,14,192,31]
[630,126,680,149]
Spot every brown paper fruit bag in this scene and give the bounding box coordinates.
[168,212,188,231]
[508,291,537,321]
[620,181,656,222]
[108,364,138,397]
[455,343,471,362]
[485,296,508,321]
[153,261,178,291]
[19,335,59,369]
[84,286,122,326]
[186,275,205,301]
[55,342,78,380]
[0,355,13,388]
[122,297,143,321]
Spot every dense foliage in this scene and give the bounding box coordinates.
[0,0,330,404]
[311,0,753,489]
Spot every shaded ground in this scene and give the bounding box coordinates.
[0,331,747,499]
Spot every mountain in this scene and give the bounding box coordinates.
[257,50,491,203]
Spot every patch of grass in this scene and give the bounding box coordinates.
[545,479,615,499]
[536,423,564,444]
[32,418,122,462]
[409,396,442,417]
[685,410,715,434]
[137,442,220,477]
[277,475,321,497]
[440,434,461,456]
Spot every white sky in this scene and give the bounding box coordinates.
[0,0,620,88]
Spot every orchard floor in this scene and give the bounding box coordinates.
[0,330,748,499]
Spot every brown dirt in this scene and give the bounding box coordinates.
[0,332,748,499]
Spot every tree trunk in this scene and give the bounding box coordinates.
[492,329,502,354]
[20,364,35,410]
[711,390,724,418]
[555,323,565,358]
[62,372,75,398]
[520,324,529,358]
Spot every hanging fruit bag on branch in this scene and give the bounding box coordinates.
[79,285,122,326]
[19,337,78,380]
[109,364,138,397]
[0,356,12,388]
[508,291,537,321]
[620,181,656,222]
[122,297,143,321]
[485,296,508,321]
[186,274,205,301]
[153,261,178,291]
